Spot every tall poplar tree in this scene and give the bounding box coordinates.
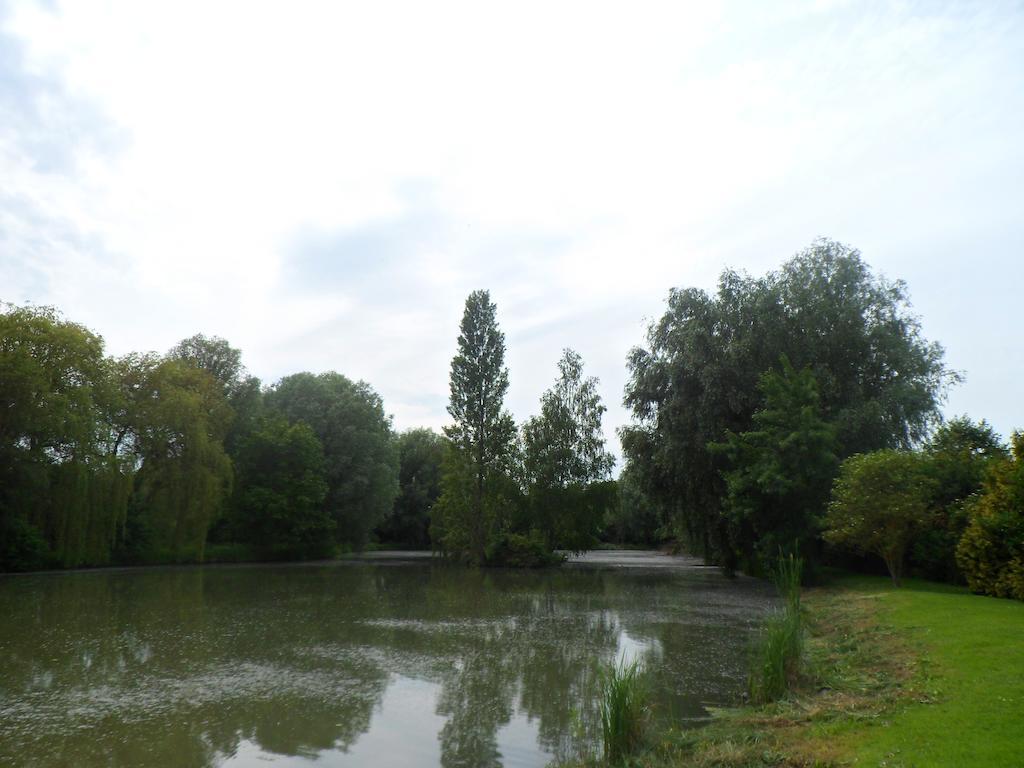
[436,290,516,563]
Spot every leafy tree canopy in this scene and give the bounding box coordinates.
[130,358,234,562]
[824,450,936,585]
[906,416,1009,582]
[522,348,615,551]
[436,290,517,564]
[0,304,129,569]
[230,416,332,556]
[266,371,398,551]
[168,333,245,395]
[622,239,954,565]
[377,428,446,548]
[709,357,839,572]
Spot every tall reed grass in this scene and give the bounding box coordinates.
[600,657,649,764]
[749,552,805,704]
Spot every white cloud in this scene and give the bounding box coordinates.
[1,0,1022,452]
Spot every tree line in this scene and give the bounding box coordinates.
[621,238,1022,597]
[0,308,405,569]
[0,295,619,571]
[3,237,1021,594]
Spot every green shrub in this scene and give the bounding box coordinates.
[600,657,649,764]
[956,433,1024,599]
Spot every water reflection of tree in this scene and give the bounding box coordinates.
[413,567,625,765]
[0,567,390,767]
[0,562,771,768]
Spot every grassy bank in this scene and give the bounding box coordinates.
[594,573,1024,767]
[833,575,1024,767]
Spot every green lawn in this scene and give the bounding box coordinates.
[834,575,1024,767]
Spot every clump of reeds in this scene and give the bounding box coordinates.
[600,657,649,764]
[748,552,805,704]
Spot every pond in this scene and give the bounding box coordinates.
[0,551,773,767]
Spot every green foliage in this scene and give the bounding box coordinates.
[523,349,615,488]
[824,450,936,585]
[431,443,522,563]
[484,530,564,568]
[749,553,805,704]
[622,239,953,567]
[46,458,134,568]
[230,416,332,557]
[955,433,1024,599]
[709,357,838,573]
[605,464,663,546]
[131,359,234,562]
[0,303,106,463]
[536,480,618,555]
[748,607,804,706]
[0,304,131,567]
[773,551,803,613]
[437,290,518,564]
[0,302,412,571]
[168,333,264,461]
[522,349,616,552]
[910,417,1008,582]
[0,514,51,571]
[267,372,398,551]
[167,333,245,395]
[377,428,445,548]
[599,658,649,764]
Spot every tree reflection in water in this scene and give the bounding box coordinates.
[0,557,773,767]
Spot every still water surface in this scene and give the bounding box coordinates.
[0,551,773,767]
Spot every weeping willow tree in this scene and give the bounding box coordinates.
[40,458,133,567]
[0,304,132,569]
[131,360,234,563]
[622,240,954,567]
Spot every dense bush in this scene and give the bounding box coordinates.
[956,433,1024,599]
[909,504,972,584]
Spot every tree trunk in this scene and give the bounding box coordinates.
[884,550,903,587]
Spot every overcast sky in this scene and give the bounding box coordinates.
[2,0,1022,460]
